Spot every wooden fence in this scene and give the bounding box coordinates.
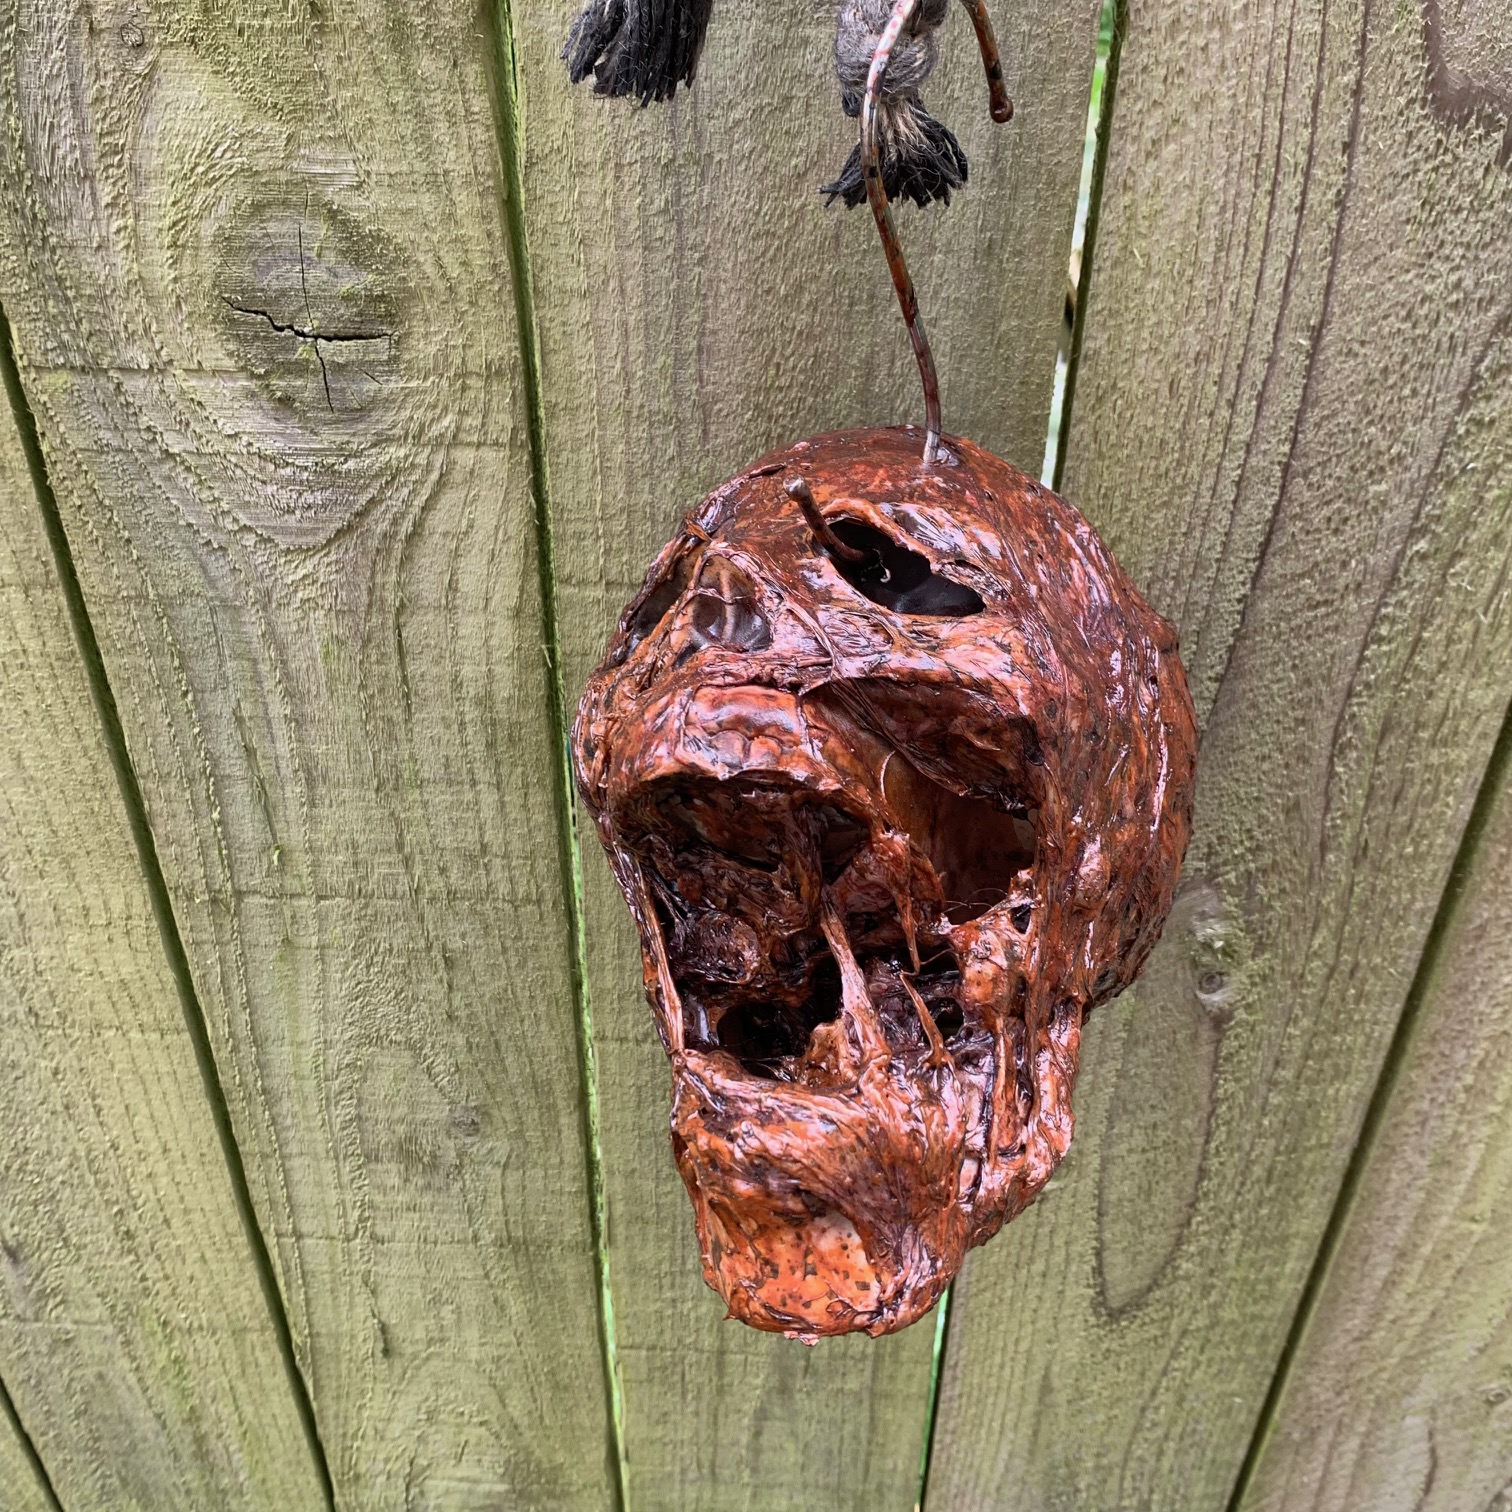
[1,0,1510,1507]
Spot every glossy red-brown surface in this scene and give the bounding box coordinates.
[573,427,1196,1340]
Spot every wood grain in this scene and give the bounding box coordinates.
[0,0,616,1504]
[928,0,1512,1506]
[1239,732,1512,1511]
[507,0,1101,1504]
[0,355,324,1504]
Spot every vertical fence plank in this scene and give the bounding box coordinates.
[0,357,325,1505]
[929,0,1512,1506]
[508,0,1100,1505]
[0,0,615,1503]
[1239,715,1512,1511]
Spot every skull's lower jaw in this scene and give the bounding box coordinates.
[668,1048,975,1340]
[620,719,1040,1336]
[691,1190,948,1341]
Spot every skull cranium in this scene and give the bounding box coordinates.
[573,427,1196,1340]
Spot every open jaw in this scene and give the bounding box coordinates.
[613,686,1040,1338]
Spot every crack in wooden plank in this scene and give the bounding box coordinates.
[0,1369,62,1512]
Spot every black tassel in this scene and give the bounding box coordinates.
[562,0,715,106]
[821,102,968,209]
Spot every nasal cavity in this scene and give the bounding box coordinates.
[825,518,985,617]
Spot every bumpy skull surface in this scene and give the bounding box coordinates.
[573,427,1196,1340]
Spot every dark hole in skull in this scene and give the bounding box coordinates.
[715,952,844,1074]
[633,739,1033,1078]
[620,551,695,658]
[881,749,1036,924]
[709,932,973,1076]
[932,999,965,1039]
[824,519,986,616]
[639,779,867,1075]
[814,802,871,881]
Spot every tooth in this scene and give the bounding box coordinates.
[819,899,890,1066]
[901,972,951,1069]
[877,828,923,973]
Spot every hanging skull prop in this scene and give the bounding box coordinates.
[566,0,1193,1343]
[572,426,1197,1341]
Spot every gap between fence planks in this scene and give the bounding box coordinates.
[927,0,1512,1507]
[0,338,325,1506]
[0,1391,57,1512]
[0,0,618,1504]
[1238,720,1512,1509]
[507,1,1101,1505]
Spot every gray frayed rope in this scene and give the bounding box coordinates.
[821,0,967,209]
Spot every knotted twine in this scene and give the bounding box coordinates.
[822,0,966,207]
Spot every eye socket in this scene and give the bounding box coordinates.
[616,551,697,661]
[684,559,771,654]
[825,519,985,617]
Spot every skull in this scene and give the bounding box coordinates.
[573,427,1196,1340]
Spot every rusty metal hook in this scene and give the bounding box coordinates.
[861,0,939,463]
[862,0,1010,465]
[785,476,870,563]
[961,0,1014,124]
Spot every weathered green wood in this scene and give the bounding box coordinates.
[509,1,1100,1505]
[0,360,324,1503]
[0,1393,55,1512]
[929,0,1512,1506]
[0,0,616,1504]
[1239,720,1512,1510]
